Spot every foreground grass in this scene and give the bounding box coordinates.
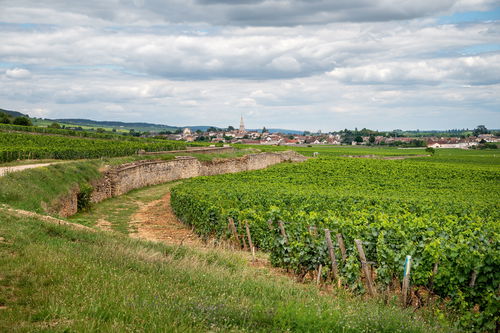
[0,212,449,332]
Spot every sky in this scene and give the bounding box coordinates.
[0,0,499,131]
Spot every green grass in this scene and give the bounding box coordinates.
[178,148,260,161]
[0,160,102,213]
[0,211,451,332]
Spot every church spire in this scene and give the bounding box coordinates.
[239,114,246,133]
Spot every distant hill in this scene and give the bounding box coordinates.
[54,118,179,132]
[2,107,305,134]
[0,108,28,118]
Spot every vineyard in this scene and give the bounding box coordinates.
[171,151,500,331]
[0,122,150,140]
[0,131,186,162]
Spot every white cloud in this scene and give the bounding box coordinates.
[269,55,302,72]
[328,54,500,85]
[104,104,125,112]
[5,68,31,79]
[236,97,258,107]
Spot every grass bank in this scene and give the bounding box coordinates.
[0,211,450,332]
[0,160,102,213]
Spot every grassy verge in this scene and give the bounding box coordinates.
[0,211,450,332]
[178,148,260,161]
[0,160,102,213]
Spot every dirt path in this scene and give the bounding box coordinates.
[0,162,62,177]
[0,204,95,232]
[129,193,204,247]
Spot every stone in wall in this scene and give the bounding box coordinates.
[47,186,79,218]
[90,172,114,203]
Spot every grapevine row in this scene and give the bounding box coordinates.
[0,132,186,162]
[170,156,500,331]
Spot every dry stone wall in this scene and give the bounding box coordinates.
[55,150,307,217]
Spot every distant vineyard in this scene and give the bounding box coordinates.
[0,132,186,162]
[0,123,160,141]
[171,155,500,330]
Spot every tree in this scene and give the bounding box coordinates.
[262,126,268,133]
[13,116,32,126]
[354,136,363,143]
[369,135,376,144]
[473,125,489,136]
[48,122,61,129]
[0,112,11,124]
[227,126,235,131]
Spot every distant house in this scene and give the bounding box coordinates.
[284,139,299,145]
[182,128,192,136]
[427,140,478,149]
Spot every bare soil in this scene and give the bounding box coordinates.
[129,193,204,247]
[96,218,113,232]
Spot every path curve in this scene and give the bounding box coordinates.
[0,162,62,177]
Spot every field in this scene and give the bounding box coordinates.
[171,147,500,330]
[0,130,186,162]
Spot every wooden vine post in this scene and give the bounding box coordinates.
[267,219,274,230]
[227,217,241,248]
[354,239,376,297]
[427,262,439,304]
[469,271,478,287]
[245,221,256,262]
[401,255,412,306]
[336,233,347,262]
[324,229,340,283]
[316,264,323,285]
[278,220,288,244]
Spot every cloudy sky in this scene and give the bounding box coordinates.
[0,0,499,131]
